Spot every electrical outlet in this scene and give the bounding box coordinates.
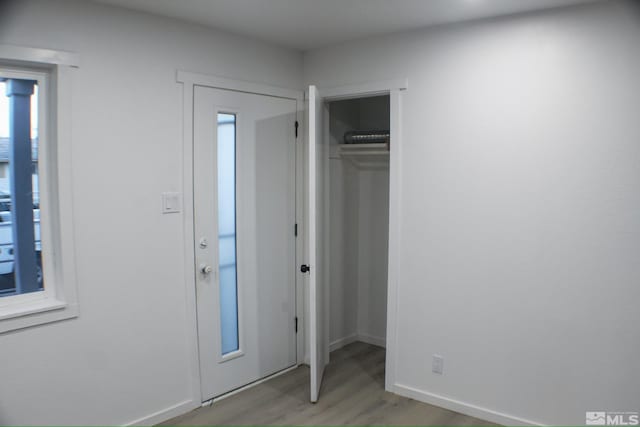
[432,354,444,375]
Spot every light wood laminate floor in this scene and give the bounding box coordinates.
[162,342,496,426]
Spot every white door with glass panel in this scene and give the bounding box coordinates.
[194,86,298,400]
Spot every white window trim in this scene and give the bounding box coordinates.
[0,45,79,333]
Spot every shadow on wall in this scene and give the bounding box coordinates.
[255,111,298,375]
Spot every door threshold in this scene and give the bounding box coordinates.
[207,364,299,405]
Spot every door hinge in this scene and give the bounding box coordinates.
[295,120,299,138]
[295,316,298,333]
[294,223,298,237]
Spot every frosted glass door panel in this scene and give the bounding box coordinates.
[217,113,238,355]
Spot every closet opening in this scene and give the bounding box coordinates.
[326,94,390,385]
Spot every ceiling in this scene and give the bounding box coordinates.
[93,0,599,51]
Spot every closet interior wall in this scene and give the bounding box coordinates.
[328,95,390,351]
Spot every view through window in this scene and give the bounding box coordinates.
[0,79,43,297]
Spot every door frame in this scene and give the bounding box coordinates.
[306,77,407,395]
[178,71,305,405]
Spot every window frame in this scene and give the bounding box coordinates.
[0,45,79,333]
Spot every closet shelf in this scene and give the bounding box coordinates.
[338,143,390,157]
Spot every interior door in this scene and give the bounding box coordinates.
[194,86,298,400]
[307,85,329,403]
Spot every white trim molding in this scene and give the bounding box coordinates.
[356,333,386,348]
[329,334,358,352]
[319,78,408,100]
[177,71,301,100]
[0,44,79,68]
[124,399,197,426]
[0,45,80,334]
[178,70,304,409]
[391,383,546,427]
[314,78,407,394]
[386,86,404,393]
[329,334,386,352]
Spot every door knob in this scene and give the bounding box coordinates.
[200,264,213,274]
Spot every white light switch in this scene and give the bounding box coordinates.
[432,354,444,375]
[162,192,182,214]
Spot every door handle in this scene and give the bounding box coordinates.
[300,264,310,274]
[200,264,213,275]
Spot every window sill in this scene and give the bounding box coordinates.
[0,298,78,333]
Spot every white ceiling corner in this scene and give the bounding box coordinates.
[92,0,601,51]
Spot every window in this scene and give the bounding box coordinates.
[0,45,79,333]
[217,113,239,355]
[0,79,43,298]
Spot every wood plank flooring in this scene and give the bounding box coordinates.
[162,342,496,426]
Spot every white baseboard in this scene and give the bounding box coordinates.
[391,383,546,426]
[329,333,386,352]
[356,333,386,348]
[125,399,197,426]
[330,333,358,352]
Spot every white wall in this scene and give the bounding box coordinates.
[328,158,359,345]
[329,164,390,349]
[0,1,302,425]
[2,0,638,425]
[306,1,640,425]
[328,101,360,346]
[356,169,389,345]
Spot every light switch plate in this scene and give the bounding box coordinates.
[432,354,444,375]
[162,192,182,214]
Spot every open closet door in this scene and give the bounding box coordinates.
[307,85,327,403]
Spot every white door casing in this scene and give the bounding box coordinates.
[179,72,404,408]
[305,79,407,403]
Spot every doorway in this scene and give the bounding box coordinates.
[306,80,405,403]
[327,95,390,353]
[193,85,299,400]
